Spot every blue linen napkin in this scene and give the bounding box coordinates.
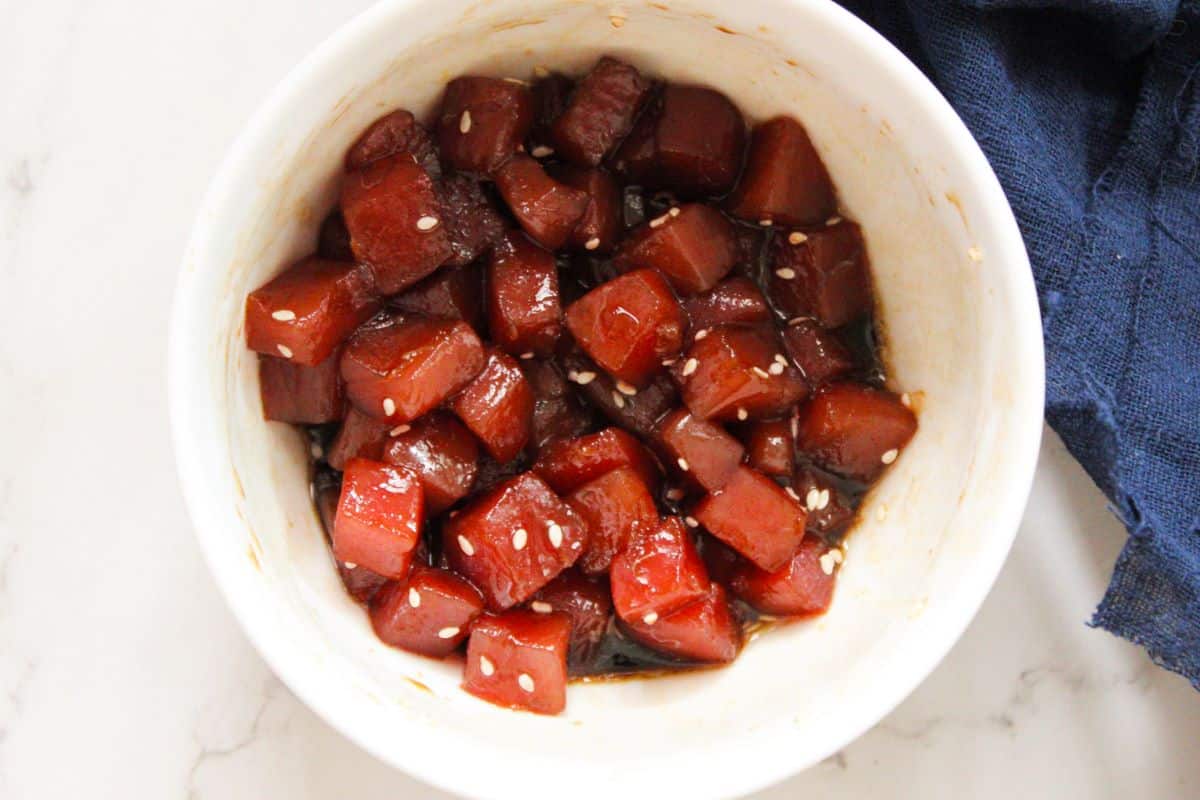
[837,0,1200,686]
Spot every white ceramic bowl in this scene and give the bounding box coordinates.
[169,1,1044,797]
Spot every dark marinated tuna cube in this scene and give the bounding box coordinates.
[726,116,836,227]
[448,348,534,463]
[328,407,391,470]
[245,257,379,365]
[383,412,480,514]
[677,325,807,422]
[727,536,836,616]
[521,359,594,450]
[742,418,794,476]
[436,76,534,174]
[550,165,622,253]
[370,566,484,657]
[564,269,686,386]
[317,210,354,262]
[793,466,857,536]
[443,472,586,610]
[494,154,590,250]
[463,610,570,715]
[529,72,574,149]
[567,466,658,574]
[345,109,440,175]
[340,316,485,422]
[550,56,651,166]
[613,204,738,295]
[655,408,744,492]
[613,85,745,196]
[533,427,660,494]
[473,452,528,495]
[436,173,506,267]
[571,364,679,438]
[623,583,739,663]
[332,459,424,579]
[259,352,344,424]
[487,232,563,357]
[768,221,872,328]
[682,276,770,331]
[389,263,484,331]
[611,516,709,624]
[530,570,612,667]
[693,465,806,571]
[782,318,854,387]
[796,382,916,481]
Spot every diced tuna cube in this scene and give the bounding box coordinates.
[611,516,709,624]
[622,583,739,663]
[245,257,379,365]
[768,221,872,328]
[726,536,836,616]
[318,475,390,603]
[795,382,916,481]
[533,427,661,495]
[529,72,574,150]
[567,467,658,574]
[328,407,391,470]
[569,362,679,438]
[340,316,485,423]
[258,352,344,424]
[782,318,854,386]
[463,610,570,715]
[436,173,506,267]
[383,412,480,514]
[345,108,441,176]
[389,263,484,331]
[448,348,535,463]
[613,204,738,295]
[487,232,563,357]
[341,154,452,294]
[436,76,534,174]
[564,269,686,386]
[317,210,354,262]
[726,116,836,227]
[494,154,590,250]
[332,459,425,579]
[682,276,770,331]
[370,566,484,657]
[742,418,795,477]
[793,466,857,537]
[530,570,612,667]
[521,359,594,450]
[677,325,807,422]
[443,472,586,610]
[655,408,744,492]
[693,465,806,571]
[550,56,651,166]
[550,165,622,253]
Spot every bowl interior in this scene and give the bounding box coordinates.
[171,1,1043,797]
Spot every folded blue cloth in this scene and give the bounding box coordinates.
[838,0,1200,686]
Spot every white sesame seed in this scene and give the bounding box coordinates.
[479,655,495,676]
[774,354,789,366]
[968,245,984,262]
[531,145,555,158]
[518,673,536,692]
[519,351,535,360]
[610,13,626,27]
[817,489,831,510]
[805,488,821,511]
[759,218,773,226]
[682,358,698,377]
[788,231,808,245]
[416,215,440,231]
[611,391,626,409]
[344,561,357,569]
[534,65,550,78]
[752,366,771,379]
[825,216,842,226]
[547,522,563,547]
[768,362,785,375]
[584,237,601,250]
[271,309,296,321]
[881,448,899,464]
[276,344,293,358]
[310,442,323,459]
[616,380,638,396]
[531,600,553,614]
[502,76,528,85]
[661,358,677,367]
[666,488,684,501]
[785,486,800,501]
[736,407,748,421]
[408,588,421,607]
[788,317,806,326]
[642,611,659,625]
[570,370,596,385]
[457,535,475,556]
[831,548,845,565]
[437,626,460,639]
[649,213,669,228]
[684,516,699,528]
[459,110,472,133]
[694,328,709,341]
[677,457,690,472]
[819,551,837,575]
[901,392,912,408]
[382,397,396,416]
[775,267,797,280]
[512,527,528,551]
[668,206,681,217]
[390,424,411,436]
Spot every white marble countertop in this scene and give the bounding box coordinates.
[1,2,1197,797]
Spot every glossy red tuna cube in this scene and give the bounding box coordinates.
[345,108,441,176]
[340,316,485,423]
[677,326,807,422]
[332,459,424,579]
[383,412,480,514]
[317,210,354,262]
[317,476,390,603]
[463,610,570,715]
[726,116,836,227]
[258,352,344,424]
[550,56,651,166]
[567,467,658,574]
[245,257,379,365]
[341,154,452,294]
[742,418,795,477]
[613,85,745,196]
[521,359,594,450]
[530,570,612,667]
[550,165,622,253]
[487,232,563,357]
[327,407,391,470]
[623,583,739,663]
[655,408,744,492]
[495,154,590,250]
[768,221,872,328]
[693,465,806,571]
[436,76,534,174]
[448,348,534,463]
[727,536,836,616]
[370,565,484,657]
[533,427,661,495]
[793,466,857,537]
[613,204,738,295]
[443,472,587,610]
[389,263,484,331]
[796,382,916,481]
[611,516,709,624]
[782,318,854,387]
[682,276,770,332]
[564,268,687,386]
[436,173,506,267]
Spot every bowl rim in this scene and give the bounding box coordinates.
[168,0,1045,796]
